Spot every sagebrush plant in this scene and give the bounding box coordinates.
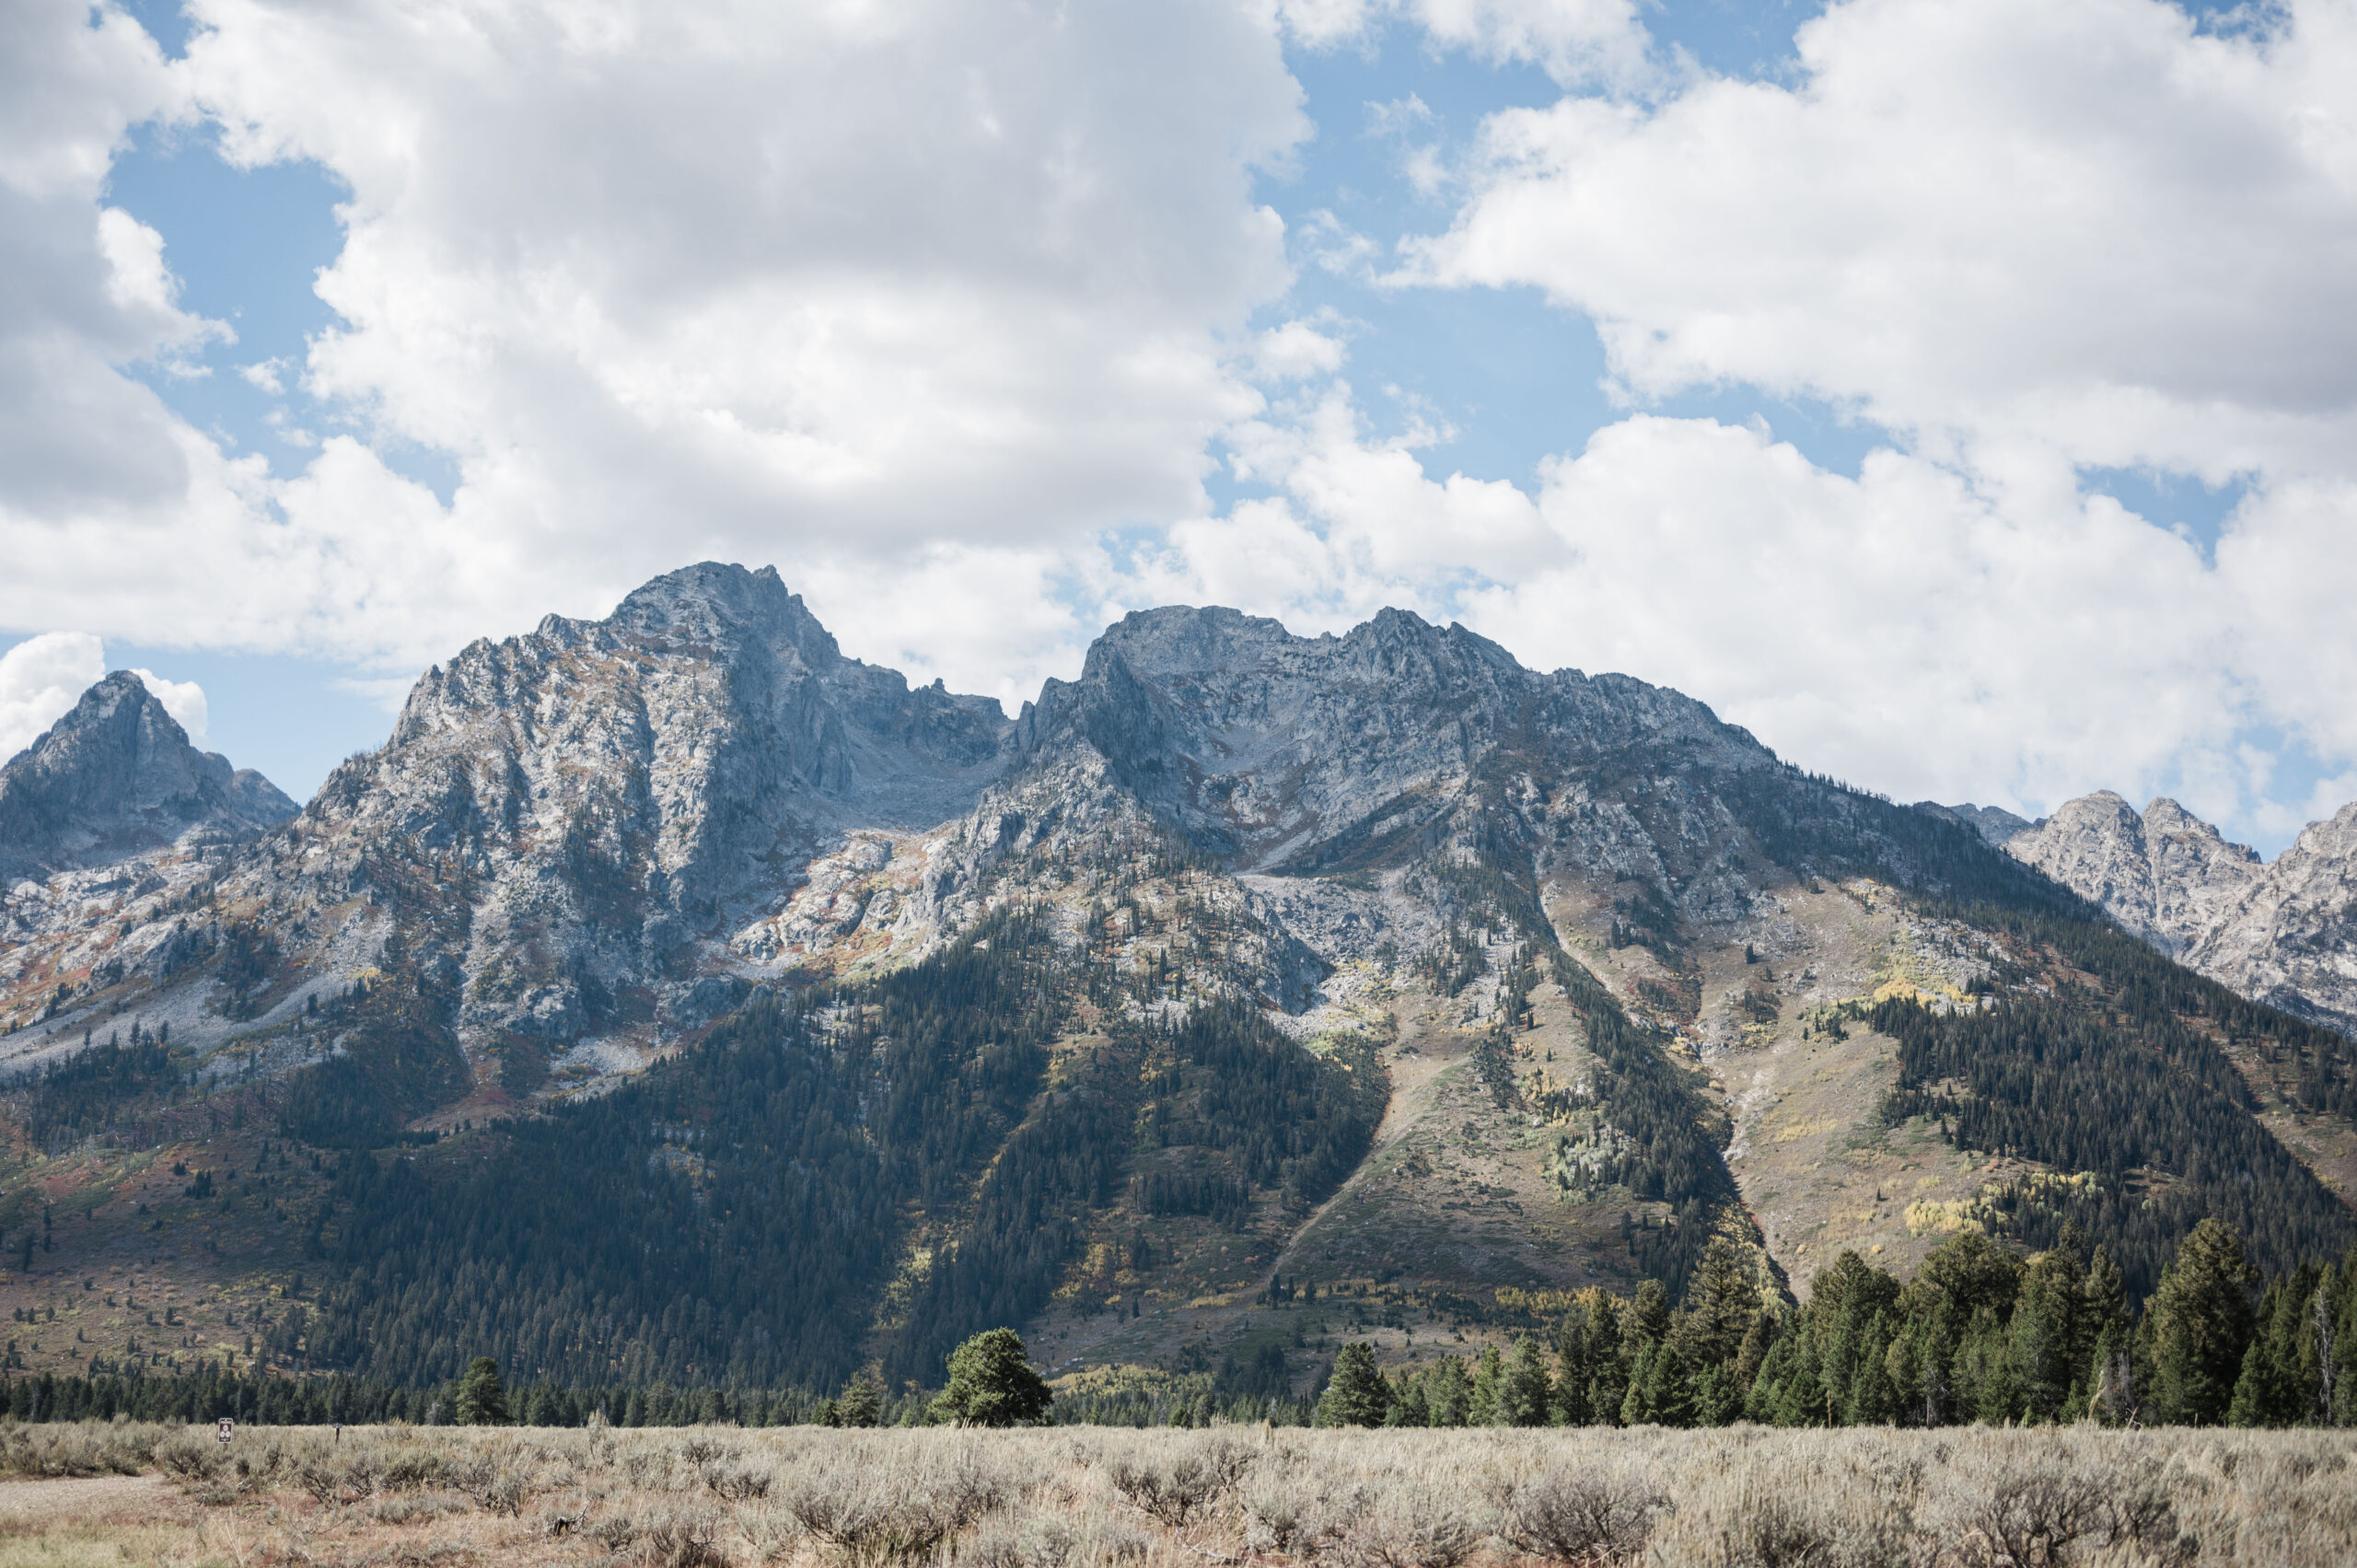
[8,1421,2357,1567]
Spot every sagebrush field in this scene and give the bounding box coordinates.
[1,1421,2355,1566]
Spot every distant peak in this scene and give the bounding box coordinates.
[41,668,187,750]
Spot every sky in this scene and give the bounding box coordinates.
[3,0,2354,855]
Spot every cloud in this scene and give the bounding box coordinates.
[1407,0,2357,483]
[0,632,104,767]
[1,0,1311,676]
[1467,416,2241,820]
[130,667,208,748]
[1278,0,1650,87]
[1340,0,2357,841]
[0,0,213,527]
[1069,383,2347,841]
[171,0,1301,649]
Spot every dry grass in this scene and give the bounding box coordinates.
[0,1422,2350,1567]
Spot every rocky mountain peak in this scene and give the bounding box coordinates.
[0,670,296,881]
[2005,790,2262,957]
[1918,801,2035,846]
[1998,786,2357,1040]
[1015,600,1767,876]
[606,561,842,667]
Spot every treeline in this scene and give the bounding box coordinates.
[1319,1219,2357,1431]
[0,1364,904,1430]
[276,939,472,1149]
[1546,952,1737,1296]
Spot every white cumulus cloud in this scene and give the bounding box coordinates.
[0,0,1312,686]
[1407,0,2357,482]
[5,0,2357,850]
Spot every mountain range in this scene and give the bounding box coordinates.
[2,562,2354,1395]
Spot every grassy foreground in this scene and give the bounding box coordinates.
[0,1421,2353,1566]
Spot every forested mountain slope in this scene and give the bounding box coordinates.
[0,563,2349,1399]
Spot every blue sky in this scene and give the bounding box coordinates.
[4,0,2353,853]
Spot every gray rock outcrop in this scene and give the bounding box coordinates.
[2004,790,2357,1037]
[261,562,1014,1042]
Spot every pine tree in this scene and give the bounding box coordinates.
[837,1368,884,1427]
[1499,1336,1554,1427]
[1846,1311,1899,1425]
[1467,1343,1505,1426]
[929,1329,1051,1427]
[454,1357,507,1425]
[1884,1327,1926,1427]
[1583,1294,1627,1427]
[1424,1355,1471,1428]
[1316,1343,1392,1428]
[2228,1336,2295,1428]
[2148,1218,2258,1426]
[2009,1249,2083,1423]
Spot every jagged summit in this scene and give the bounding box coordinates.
[2005,788,2357,1037]
[0,669,295,880]
[603,561,842,663]
[1022,600,1764,872]
[2004,789,2262,956]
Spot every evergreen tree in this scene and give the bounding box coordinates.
[1316,1343,1392,1428]
[929,1329,1051,1427]
[2147,1218,2258,1426]
[1675,1238,1765,1376]
[2228,1335,2297,1428]
[1624,1340,1695,1428]
[1884,1326,1927,1427]
[1579,1292,1628,1426]
[1467,1343,1505,1425]
[1423,1355,1471,1428]
[1735,1310,1777,1393]
[837,1369,883,1427]
[454,1357,507,1425]
[1845,1311,1899,1425]
[2009,1249,2084,1423]
[1627,1279,1672,1347]
[1498,1336,1554,1427]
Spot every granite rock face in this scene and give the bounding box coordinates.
[258,563,1014,1042]
[2004,790,2357,1037]
[2005,791,2258,955]
[0,670,296,882]
[2182,803,2357,1040]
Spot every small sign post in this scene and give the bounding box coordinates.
[216,1418,234,1446]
